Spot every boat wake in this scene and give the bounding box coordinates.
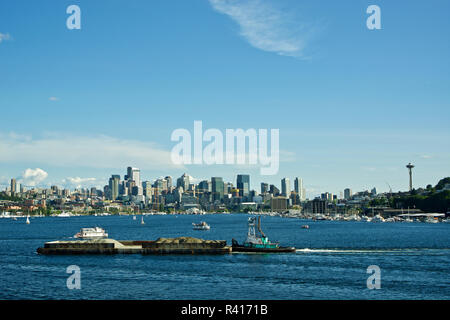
[296,248,450,255]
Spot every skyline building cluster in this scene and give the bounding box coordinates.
[3,166,311,211]
[3,164,431,216]
[2,163,421,214]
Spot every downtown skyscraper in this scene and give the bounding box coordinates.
[236,174,250,198]
[294,177,306,201]
[281,178,290,197]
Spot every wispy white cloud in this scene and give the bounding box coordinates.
[0,32,11,43]
[62,177,98,189]
[49,97,59,101]
[208,0,315,58]
[0,132,184,171]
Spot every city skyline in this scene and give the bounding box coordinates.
[0,162,429,200]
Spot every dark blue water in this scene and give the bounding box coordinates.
[1,214,449,299]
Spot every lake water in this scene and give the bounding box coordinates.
[0,214,449,299]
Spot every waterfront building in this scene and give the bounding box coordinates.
[270,197,288,211]
[344,188,352,200]
[181,194,198,209]
[311,198,326,214]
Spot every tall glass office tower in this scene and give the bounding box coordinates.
[236,174,250,198]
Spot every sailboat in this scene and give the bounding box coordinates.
[141,215,145,225]
[26,216,30,224]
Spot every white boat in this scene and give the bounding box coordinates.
[372,215,385,223]
[26,216,30,224]
[141,216,145,225]
[74,227,108,239]
[133,215,136,220]
[56,212,72,217]
[425,217,439,223]
[193,221,210,230]
[314,214,327,221]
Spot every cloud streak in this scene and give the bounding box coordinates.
[208,0,314,58]
[0,132,184,171]
[0,33,11,43]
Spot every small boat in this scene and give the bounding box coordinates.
[141,216,145,225]
[57,212,72,217]
[26,216,30,224]
[301,224,309,229]
[133,215,136,220]
[371,215,385,223]
[74,227,108,239]
[232,216,295,253]
[192,221,210,230]
[425,217,439,223]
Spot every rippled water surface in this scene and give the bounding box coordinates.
[0,214,449,299]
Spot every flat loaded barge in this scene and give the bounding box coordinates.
[37,237,231,255]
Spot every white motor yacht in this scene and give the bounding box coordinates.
[74,227,108,239]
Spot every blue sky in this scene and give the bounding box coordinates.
[1,0,449,197]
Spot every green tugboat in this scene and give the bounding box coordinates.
[232,216,296,253]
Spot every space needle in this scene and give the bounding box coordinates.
[406,163,415,191]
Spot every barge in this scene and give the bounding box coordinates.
[37,237,232,255]
[37,219,296,255]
